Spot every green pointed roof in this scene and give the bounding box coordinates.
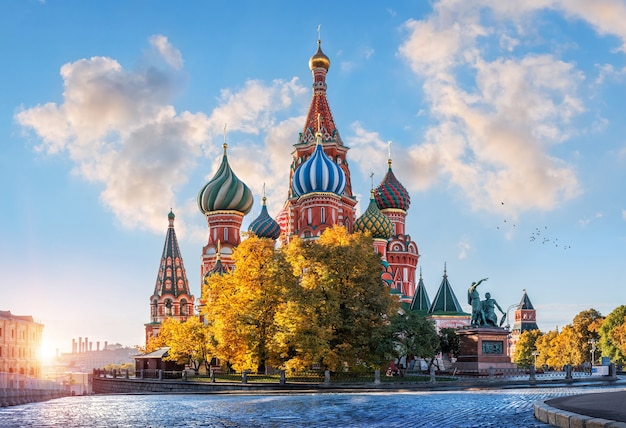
[409,268,431,314]
[428,265,468,316]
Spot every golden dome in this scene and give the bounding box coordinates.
[309,40,330,70]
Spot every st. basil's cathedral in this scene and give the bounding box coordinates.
[144,38,536,345]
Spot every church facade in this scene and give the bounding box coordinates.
[198,38,421,306]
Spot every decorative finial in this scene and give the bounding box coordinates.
[223,123,228,154]
[262,183,267,204]
[317,24,321,42]
[216,240,222,261]
[387,140,392,169]
[443,262,447,277]
[370,172,374,191]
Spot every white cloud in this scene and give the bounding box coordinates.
[458,239,472,260]
[149,35,183,69]
[395,1,602,216]
[16,37,307,236]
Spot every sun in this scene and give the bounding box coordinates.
[38,342,60,364]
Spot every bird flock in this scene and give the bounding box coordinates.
[497,202,572,250]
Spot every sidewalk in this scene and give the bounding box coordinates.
[535,389,626,427]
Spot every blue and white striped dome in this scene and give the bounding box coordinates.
[292,143,346,197]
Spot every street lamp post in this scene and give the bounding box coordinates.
[588,338,598,366]
[505,303,521,330]
[531,351,540,368]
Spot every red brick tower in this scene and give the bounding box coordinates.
[145,211,195,343]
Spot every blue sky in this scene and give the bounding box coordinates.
[2,0,626,357]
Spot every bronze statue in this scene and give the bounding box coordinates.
[468,278,488,326]
[482,292,505,327]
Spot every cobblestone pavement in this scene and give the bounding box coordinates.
[1,386,625,427]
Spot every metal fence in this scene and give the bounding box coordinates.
[92,363,620,387]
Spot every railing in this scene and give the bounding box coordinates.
[92,363,620,387]
[0,371,67,407]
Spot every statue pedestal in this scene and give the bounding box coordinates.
[453,327,515,371]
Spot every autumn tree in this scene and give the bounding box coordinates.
[534,329,557,369]
[142,317,212,373]
[162,316,212,373]
[274,226,399,372]
[547,325,582,368]
[202,235,295,373]
[599,305,626,364]
[571,308,603,365]
[513,329,542,368]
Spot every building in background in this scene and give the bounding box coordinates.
[0,310,43,378]
[425,265,471,331]
[509,290,539,358]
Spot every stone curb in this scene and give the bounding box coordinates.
[534,400,626,428]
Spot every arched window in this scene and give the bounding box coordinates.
[180,299,188,316]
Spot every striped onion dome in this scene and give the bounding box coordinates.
[248,196,281,240]
[198,143,253,215]
[292,133,346,197]
[354,191,393,239]
[374,159,410,211]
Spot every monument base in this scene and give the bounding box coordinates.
[453,327,516,371]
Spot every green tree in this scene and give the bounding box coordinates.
[438,328,461,359]
[599,305,626,364]
[384,310,439,374]
[513,329,542,368]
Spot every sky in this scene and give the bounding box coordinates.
[2,0,626,358]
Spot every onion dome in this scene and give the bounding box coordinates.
[198,143,253,215]
[355,191,393,239]
[292,132,346,197]
[248,196,281,240]
[375,159,411,211]
[309,39,330,70]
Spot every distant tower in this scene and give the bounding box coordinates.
[277,38,357,242]
[509,289,539,357]
[145,211,195,344]
[374,152,419,303]
[426,264,470,331]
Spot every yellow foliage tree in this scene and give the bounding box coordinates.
[547,325,583,368]
[202,235,295,373]
[275,226,399,372]
[534,330,557,369]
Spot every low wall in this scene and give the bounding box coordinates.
[92,377,317,394]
